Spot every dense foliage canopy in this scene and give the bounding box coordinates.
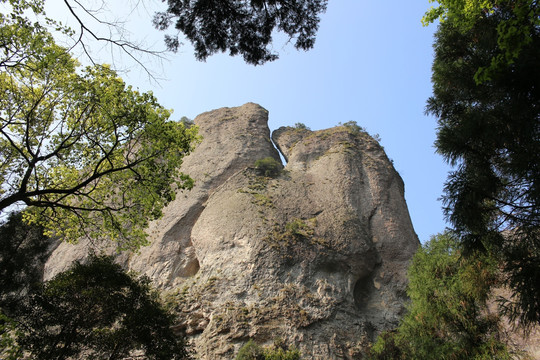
[0,213,50,315]
[369,233,511,359]
[426,1,540,326]
[153,0,328,65]
[13,255,190,360]
[424,0,540,82]
[0,3,199,250]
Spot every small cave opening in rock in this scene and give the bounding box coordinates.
[183,257,200,277]
[353,274,374,310]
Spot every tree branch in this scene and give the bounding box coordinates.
[62,0,167,81]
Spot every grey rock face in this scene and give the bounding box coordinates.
[44,103,419,359]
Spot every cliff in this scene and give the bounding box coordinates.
[44,103,420,359]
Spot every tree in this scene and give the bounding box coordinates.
[0,213,51,360]
[2,0,327,74]
[15,255,190,359]
[0,311,22,360]
[0,0,171,79]
[368,233,512,360]
[423,0,540,82]
[0,212,52,360]
[0,213,51,315]
[426,4,540,326]
[0,12,198,250]
[153,0,328,65]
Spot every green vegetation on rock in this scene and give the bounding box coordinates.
[254,157,282,177]
[293,123,310,130]
[236,339,301,360]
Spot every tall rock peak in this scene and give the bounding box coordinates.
[44,103,419,359]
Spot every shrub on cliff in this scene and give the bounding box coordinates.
[236,339,300,360]
[254,157,282,177]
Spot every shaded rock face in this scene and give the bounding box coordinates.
[44,103,419,359]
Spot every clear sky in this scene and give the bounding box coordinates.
[45,0,451,243]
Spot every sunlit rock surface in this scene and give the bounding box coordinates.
[45,103,420,359]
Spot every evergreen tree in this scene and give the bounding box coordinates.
[426,3,540,326]
[423,0,540,82]
[153,0,328,65]
[369,233,512,359]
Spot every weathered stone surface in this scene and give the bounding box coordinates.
[44,103,420,359]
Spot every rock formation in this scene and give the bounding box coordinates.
[44,103,420,359]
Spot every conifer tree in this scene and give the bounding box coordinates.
[426,2,540,326]
[369,233,511,359]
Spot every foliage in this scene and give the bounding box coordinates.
[4,0,327,73]
[236,339,301,360]
[236,340,265,360]
[0,217,189,359]
[0,0,172,78]
[293,123,310,130]
[180,116,195,127]
[15,255,190,360]
[263,339,301,360]
[285,219,314,239]
[0,311,22,360]
[426,5,540,326]
[339,120,364,134]
[0,211,50,360]
[254,157,282,177]
[0,212,51,314]
[0,13,199,250]
[153,0,328,65]
[368,233,512,360]
[423,0,540,82]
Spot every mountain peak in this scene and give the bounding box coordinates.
[45,104,419,359]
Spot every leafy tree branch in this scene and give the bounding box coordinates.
[0,14,199,250]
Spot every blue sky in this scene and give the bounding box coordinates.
[45,0,450,243]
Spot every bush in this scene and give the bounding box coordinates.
[236,339,301,360]
[368,233,512,360]
[0,311,22,360]
[285,219,313,239]
[264,343,300,360]
[254,157,281,177]
[16,255,190,360]
[293,123,310,130]
[236,340,265,360]
[339,120,364,134]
